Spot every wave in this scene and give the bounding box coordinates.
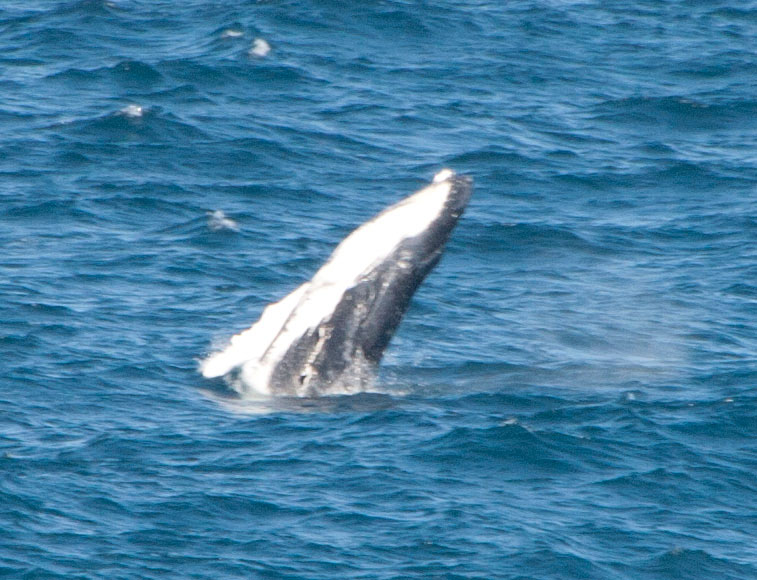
[457,221,607,258]
[417,423,575,475]
[590,95,757,131]
[644,547,756,580]
[48,59,163,88]
[50,105,210,144]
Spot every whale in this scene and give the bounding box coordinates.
[201,169,473,396]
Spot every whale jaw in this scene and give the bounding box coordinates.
[202,169,473,397]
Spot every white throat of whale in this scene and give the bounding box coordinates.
[201,169,472,397]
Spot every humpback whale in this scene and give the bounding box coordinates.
[201,169,473,396]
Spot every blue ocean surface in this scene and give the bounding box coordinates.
[2,1,756,578]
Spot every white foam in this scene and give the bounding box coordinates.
[249,38,271,57]
[222,29,244,39]
[121,104,143,118]
[208,210,239,232]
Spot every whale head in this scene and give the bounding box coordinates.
[202,169,473,397]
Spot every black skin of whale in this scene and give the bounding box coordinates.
[268,174,473,396]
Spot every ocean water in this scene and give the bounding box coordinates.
[2,1,756,578]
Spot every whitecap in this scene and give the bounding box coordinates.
[249,38,271,58]
[208,210,239,232]
[222,29,244,39]
[121,104,144,118]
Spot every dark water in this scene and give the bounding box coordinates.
[2,1,756,578]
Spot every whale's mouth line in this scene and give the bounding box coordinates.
[201,169,473,399]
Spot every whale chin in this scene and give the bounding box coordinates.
[202,169,473,397]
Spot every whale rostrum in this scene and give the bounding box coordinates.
[202,169,473,396]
